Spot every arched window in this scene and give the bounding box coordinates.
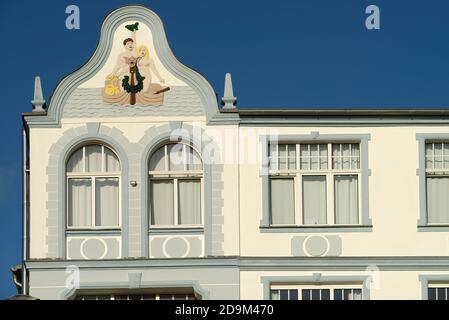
[66,144,121,228]
[149,143,203,226]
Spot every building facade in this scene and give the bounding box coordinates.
[22,5,449,300]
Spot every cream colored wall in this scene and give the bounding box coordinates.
[237,125,449,257]
[30,121,449,259]
[29,128,63,258]
[30,117,244,258]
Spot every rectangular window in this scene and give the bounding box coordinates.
[334,175,359,224]
[270,285,363,300]
[76,293,197,300]
[269,142,361,226]
[178,179,201,224]
[270,178,295,225]
[68,178,92,227]
[425,142,449,224]
[95,178,119,226]
[428,285,449,300]
[302,176,327,224]
[150,180,175,225]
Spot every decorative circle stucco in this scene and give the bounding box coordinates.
[80,238,108,260]
[162,237,190,258]
[304,236,330,257]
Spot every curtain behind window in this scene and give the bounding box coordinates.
[150,180,174,225]
[178,180,201,224]
[302,176,327,224]
[270,178,295,224]
[334,175,358,224]
[95,178,119,226]
[68,179,92,227]
[427,177,449,223]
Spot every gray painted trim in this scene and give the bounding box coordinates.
[25,256,449,271]
[137,123,223,258]
[259,133,372,228]
[24,5,219,128]
[418,274,449,300]
[238,109,449,117]
[418,225,449,232]
[149,228,204,235]
[260,275,371,300]
[238,117,449,126]
[66,230,121,236]
[260,226,373,233]
[416,133,449,226]
[46,124,131,258]
[61,280,210,300]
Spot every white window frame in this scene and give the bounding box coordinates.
[75,293,197,300]
[424,141,449,225]
[269,142,361,226]
[149,143,204,228]
[427,283,449,300]
[270,284,363,300]
[66,145,121,230]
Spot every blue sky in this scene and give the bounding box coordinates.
[1,0,449,299]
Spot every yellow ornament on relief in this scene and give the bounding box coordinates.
[105,84,120,96]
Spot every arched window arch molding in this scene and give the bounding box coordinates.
[138,123,224,258]
[46,124,131,259]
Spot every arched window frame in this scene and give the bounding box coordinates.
[148,142,204,228]
[65,143,122,230]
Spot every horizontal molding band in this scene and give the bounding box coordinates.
[260,225,373,233]
[25,256,449,271]
[66,230,121,236]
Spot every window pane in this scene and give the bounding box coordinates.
[95,178,119,227]
[311,289,320,300]
[343,289,352,300]
[321,289,330,300]
[178,180,201,225]
[444,144,449,169]
[310,144,319,170]
[425,143,433,169]
[301,289,311,300]
[159,294,174,300]
[334,289,343,300]
[351,144,360,169]
[302,176,327,224]
[435,143,443,170]
[278,144,288,170]
[437,288,447,300]
[300,144,327,170]
[270,178,295,225]
[150,180,174,225]
[270,290,280,300]
[288,144,296,170]
[290,289,298,300]
[67,148,84,173]
[426,177,449,223]
[279,290,289,300]
[104,148,120,172]
[342,144,350,169]
[300,144,310,170]
[149,146,166,171]
[187,146,202,171]
[68,179,92,227]
[353,289,363,300]
[169,144,185,171]
[85,145,102,172]
[428,288,437,300]
[320,145,328,170]
[334,175,359,224]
